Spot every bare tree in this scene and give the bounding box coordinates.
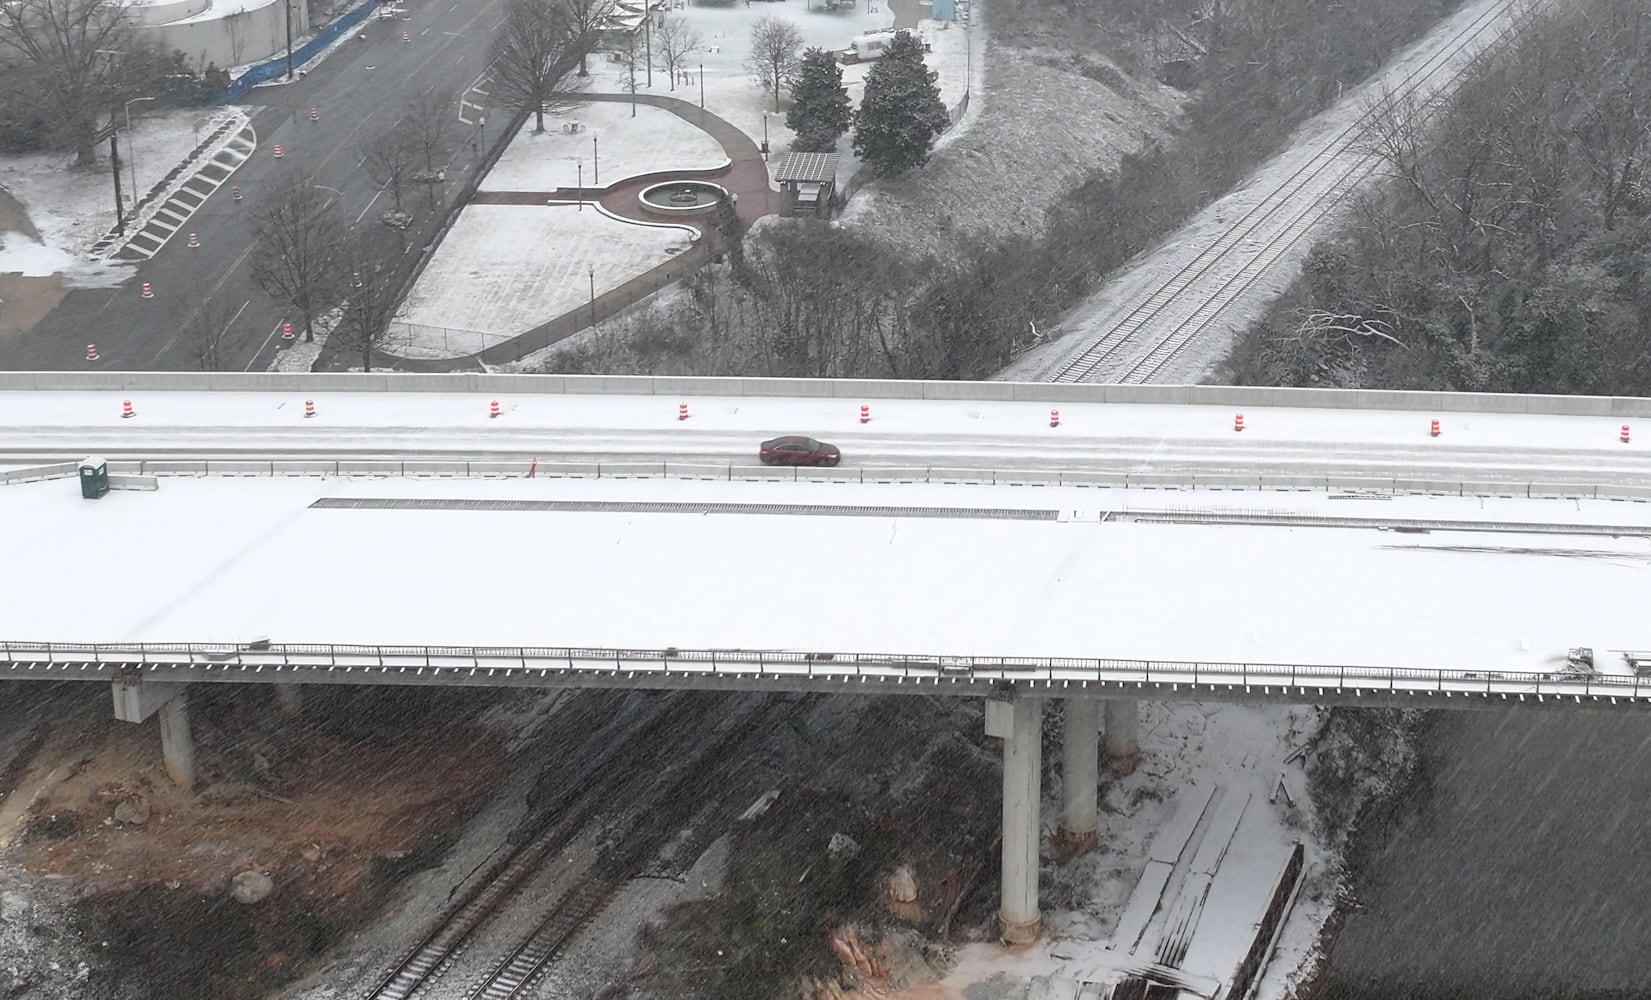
[490,0,590,134]
[559,0,619,76]
[745,17,802,113]
[653,15,702,93]
[180,276,241,370]
[402,87,456,192]
[250,178,343,343]
[361,124,419,217]
[0,0,136,165]
[330,227,408,372]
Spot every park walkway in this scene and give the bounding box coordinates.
[380,94,784,372]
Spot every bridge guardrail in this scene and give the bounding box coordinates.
[4,640,1645,703]
[51,458,1651,504]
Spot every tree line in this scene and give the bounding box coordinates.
[533,0,1477,382]
[1229,0,1651,397]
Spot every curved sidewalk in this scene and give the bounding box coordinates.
[474,93,782,226]
[395,94,782,372]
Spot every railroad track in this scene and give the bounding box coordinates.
[462,694,805,1000]
[362,693,696,1000]
[1048,0,1536,386]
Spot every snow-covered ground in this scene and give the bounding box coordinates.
[390,205,696,355]
[4,470,1646,672]
[998,0,1532,384]
[581,0,898,159]
[0,106,246,284]
[480,101,729,192]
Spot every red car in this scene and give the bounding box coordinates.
[759,435,842,466]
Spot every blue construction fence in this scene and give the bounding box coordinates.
[218,0,379,103]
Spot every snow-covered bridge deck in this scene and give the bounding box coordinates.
[2,373,1650,709]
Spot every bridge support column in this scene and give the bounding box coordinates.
[111,679,195,791]
[273,683,302,716]
[158,692,196,791]
[1056,698,1100,854]
[1104,698,1140,777]
[985,693,1042,945]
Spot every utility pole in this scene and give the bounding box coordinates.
[644,10,651,88]
[109,119,127,237]
[285,0,295,79]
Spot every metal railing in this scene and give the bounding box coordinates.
[4,640,1648,704]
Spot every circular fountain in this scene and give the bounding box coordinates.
[638,180,729,216]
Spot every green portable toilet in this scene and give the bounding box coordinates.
[79,457,109,500]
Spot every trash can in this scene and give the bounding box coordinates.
[79,457,109,500]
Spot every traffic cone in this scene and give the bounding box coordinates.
[280,322,294,341]
[859,404,870,424]
[304,400,316,418]
[351,271,362,289]
[678,403,689,421]
[273,144,283,158]
[1430,419,1440,437]
[1622,425,1631,444]
[490,400,501,418]
[141,282,153,299]
[1234,413,1245,432]
[187,232,200,248]
[401,29,410,41]
[231,185,242,201]
[85,344,99,361]
[121,400,135,419]
[308,107,319,121]
[1049,409,1060,428]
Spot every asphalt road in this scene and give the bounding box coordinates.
[0,0,509,373]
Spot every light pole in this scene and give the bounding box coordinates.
[478,116,486,152]
[124,96,156,206]
[577,161,583,210]
[699,63,704,109]
[761,113,769,160]
[593,135,599,185]
[284,0,295,80]
[643,14,651,89]
[587,264,596,328]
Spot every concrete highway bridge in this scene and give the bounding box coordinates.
[3,371,1651,946]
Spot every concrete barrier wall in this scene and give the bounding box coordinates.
[7,372,1651,419]
[55,457,1651,503]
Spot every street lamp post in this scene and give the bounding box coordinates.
[577,161,583,210]
[761,113,769,160]
[479,116,486,153]
[699,63,704,110]
[285,0,295,80]
[124,96,156,206]
[593,135,599,185]
[587,264,596,328]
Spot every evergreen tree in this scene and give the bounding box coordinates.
[851,31,950,177]
[786,48,851,153]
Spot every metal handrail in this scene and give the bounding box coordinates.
[0,639,1644,699]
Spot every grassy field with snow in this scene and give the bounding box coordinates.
[392,205,695,357]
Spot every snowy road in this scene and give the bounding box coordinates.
[7,388,1650,490]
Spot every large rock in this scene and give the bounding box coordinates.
[112,798,152,826]
[229,871,274,905]
[827,832,860,861]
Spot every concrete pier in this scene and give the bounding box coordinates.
[1057,698,1100,853]
[111,680,196,791]
[158,691,196,791]
[986,694,1043,944]
[1105,698,1141,776]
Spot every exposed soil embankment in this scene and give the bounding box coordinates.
[0,682,509,1000]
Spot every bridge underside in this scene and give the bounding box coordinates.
[4,651,1647,710]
